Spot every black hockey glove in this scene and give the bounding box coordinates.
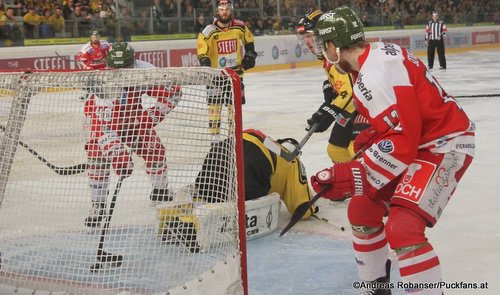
[242,50,257,70]
[306,102,339,133]
[323,79,337,103]
[199,56,211,67]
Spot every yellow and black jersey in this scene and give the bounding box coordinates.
[196,129,315,219]
[322,59,360,162]
[323,59,356,115]
[197,18,254,77]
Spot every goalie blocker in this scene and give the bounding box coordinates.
[157,192,281,252]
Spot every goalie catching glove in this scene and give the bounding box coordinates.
[311,160,368,201]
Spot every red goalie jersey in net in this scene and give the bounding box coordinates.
[83,85,182,180]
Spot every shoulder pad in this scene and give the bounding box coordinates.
[201,24,217,37]
[80,42,92,52]
[100,40,111,48]
[232,19,245,27]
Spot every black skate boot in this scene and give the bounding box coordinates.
[359,259,392,295]
[85,201,106,228]
[150,187,174,203]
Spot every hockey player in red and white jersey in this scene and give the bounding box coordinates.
[76,30,111,70]
[83,42,181,227]
[311,7,475,295]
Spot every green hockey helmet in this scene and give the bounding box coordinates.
[316,6,365,49]
[107,42,135,68]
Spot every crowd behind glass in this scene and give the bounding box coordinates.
[0,0,499,47]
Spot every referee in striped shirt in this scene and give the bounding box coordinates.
[425,11,447,69]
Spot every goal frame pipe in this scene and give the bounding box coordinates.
[225,68,248,295]
[0,73,33,208]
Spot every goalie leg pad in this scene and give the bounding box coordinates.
[158,202,235,251]
[244,192,281,240]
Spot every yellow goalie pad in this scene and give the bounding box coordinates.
[157,192,281,251]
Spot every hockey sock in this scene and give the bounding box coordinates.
[352,227,389,281]
[397,243,442,294]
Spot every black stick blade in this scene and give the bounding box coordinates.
[279,201,313,237]
[90,251,123,272]
[279,184,331,237]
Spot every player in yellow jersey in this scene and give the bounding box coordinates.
[157,129,317,251]
[297,10,370,163]
[197,0,256,137]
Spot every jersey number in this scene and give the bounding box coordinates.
[425,70,463,110]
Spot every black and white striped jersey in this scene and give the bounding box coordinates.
[425,20,447,40]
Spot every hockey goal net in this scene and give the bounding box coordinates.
[0,68,247,294]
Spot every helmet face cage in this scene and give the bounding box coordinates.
[218,0,233,11]
[311,34,326,59]
[297,10,324,59]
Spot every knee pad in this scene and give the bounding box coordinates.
[347,195,387,229]
[385,206,428,250]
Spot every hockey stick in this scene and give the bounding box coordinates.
[55,51,77,63]
[265,122,319,163]
[279,147,364,237]
[290,122,319,160]
[455,93,500,98]
[0,124,87,175]
[90,176,125,272]
[279,184,331,237]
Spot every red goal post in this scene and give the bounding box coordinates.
[0,67,247,294]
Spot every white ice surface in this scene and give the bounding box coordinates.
[245,48,500,295]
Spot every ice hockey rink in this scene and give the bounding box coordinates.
[244,47,500,295]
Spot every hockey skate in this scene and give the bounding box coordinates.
[150,187,174,204]
[85,201,106,228]
[359,260,392,295]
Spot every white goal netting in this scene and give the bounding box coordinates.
[0,68,245,295]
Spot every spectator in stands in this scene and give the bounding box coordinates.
[134,8,150,35]
[194,14,206,34]
[271,16,283,33]
[162,0,176,17]
[12,0,25,17]
[119,6,133,41]
[39,8,53,38]
[2,7,23,46]
[48,6,65,36]
[63,0,75,19]
[253,17,265,35]
[23,6,41,39]
[152,0,164,33]
[286,15,297,32]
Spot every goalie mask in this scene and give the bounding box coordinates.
[277,138,299,154]
[107,42,135,69]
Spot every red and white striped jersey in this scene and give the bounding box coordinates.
[76,40,111,70]
[352,42,474,194]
